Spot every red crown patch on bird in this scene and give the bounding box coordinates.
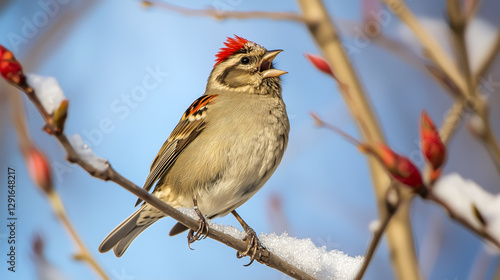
[214,35,250,66]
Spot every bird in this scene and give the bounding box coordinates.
[98,35,289,264]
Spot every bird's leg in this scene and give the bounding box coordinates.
[187,197,209,249]
[231,210,263,266]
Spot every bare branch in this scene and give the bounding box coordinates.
[354,184,403,280]
[440,100,467,144]
[447,0,475,95]
[382,0,500,182]
[7,89,109,280]
[142,1,309,23]
[474,29,500,83]
[297,0,420,278]
[381,0,468,97]
[425,192,500,249]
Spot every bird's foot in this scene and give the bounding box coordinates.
[236,226,264,266]
[187,200,209,250]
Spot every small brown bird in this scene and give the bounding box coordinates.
[99,35,289,263]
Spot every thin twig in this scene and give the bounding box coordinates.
[7,89,31,154]
[47,192,109,279]
[426,192,500,249]
[447,0,475,97]
[7,89,109,280]
[354,185,402,280]
[297,0,420,279]
[440,100,467,144]
[446,0,500,174]
[480,120,500,174]
[10,82,314,280]
[474,29,500,83]
[310,111,363,147]
[354,216,392,280]
[142,0,309,23]
[381,0,468,97]
[383,0,500,185]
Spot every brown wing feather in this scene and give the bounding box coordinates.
[135,95,217,206]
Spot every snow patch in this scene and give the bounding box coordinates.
[68,134,108,171]
[27,74,66,114]
[177,208,362,279]
[261,232,363,280]
[434,173,500,250]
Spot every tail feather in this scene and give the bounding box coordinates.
[169,222,189,236]
[113,222,152,257]
[99,205,163,257]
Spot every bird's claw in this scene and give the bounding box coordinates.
[236,227,263,266]
[187,204,209,250]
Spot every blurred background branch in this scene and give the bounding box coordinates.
[7,89,109,280]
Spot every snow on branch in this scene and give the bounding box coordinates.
[68,134,109,172]
[260,233,362,279]
[433,173,500,246]
[27,74,66,115]
[179,208,363,280]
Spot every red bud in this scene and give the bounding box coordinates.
[0,45,26,85]
[420,111,446,170]
[374,144,423,188]
[304,53,337,79]
[26,146,53,194]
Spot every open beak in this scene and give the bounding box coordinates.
[260,49,287,79]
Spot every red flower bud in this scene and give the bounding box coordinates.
[0,45,25,85]
[26,146,53,194]
[420,111,446,170]
[304,53,337,79]
[374,144,423,188]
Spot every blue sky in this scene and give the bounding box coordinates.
[1,0,499,279]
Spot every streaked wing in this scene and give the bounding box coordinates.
[135,95,218,206]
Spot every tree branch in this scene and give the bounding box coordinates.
[8,81,314,280]
[142,1,309,23]
[297,0,420,279]
[381,0,468,97]
[446,0,500,175]
[354,184,403,280]
[7,89,109,280]
[425,192,500,249]
[474,29,500,82]
[382,0,500,182]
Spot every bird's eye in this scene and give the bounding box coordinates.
[240,57,250,65]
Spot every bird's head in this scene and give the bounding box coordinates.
[207,35,286,95]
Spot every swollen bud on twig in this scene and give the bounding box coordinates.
[373,144,424,189]
[420,111,446,170]
[0,45,27,88]
[26,146,53,194]
[471,203,487,227]
[52,100,69,134]
[304,53,338,80]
